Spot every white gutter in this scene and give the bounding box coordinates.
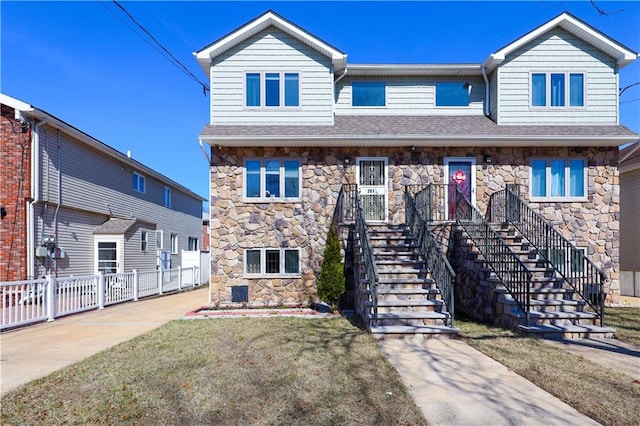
[199,140,211,164]
[334,67,348,84]
[28,118,47,278]
[481,65,490,117]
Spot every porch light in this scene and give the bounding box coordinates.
[484,155,492,164]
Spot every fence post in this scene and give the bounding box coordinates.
[178,266,183,291]
[98,272,105,309]
[159,269,164,295]
[133,269,139,301]
[46,275,56,322]
[194,266,199,286]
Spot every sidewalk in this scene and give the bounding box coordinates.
[0,286,209,395]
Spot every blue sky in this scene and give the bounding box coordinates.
[2,1,639,205]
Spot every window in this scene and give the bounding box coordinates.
[133,172,145,193]
[170,233,178,254]
[544,247,586,273]
[163,186,171,207]
[244,159,300,201]
[245,72,299,107]
[141,231,148,252]
[244,248,300,276]
[531,72,584,107]
[352,82,385,107]
[530,159,586,200]
[435,82,470,107]
[188,237,199,251]
[156,230,163,250]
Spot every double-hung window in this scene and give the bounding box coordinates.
[163,186,172,207]
[352,82,385,107]
[435,82,470,107]
[246,72,299,107]
[170,233,179,254]
[531,72,584,107]
[133,172,146,193]
[245,248,300,276]
[244,159,301,201]
[530,159,586,200]
[141,231,148,252]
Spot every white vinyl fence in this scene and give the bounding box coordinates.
[1,266,200,331]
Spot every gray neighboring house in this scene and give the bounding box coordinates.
[620,141,640,296]
[0,94,205,280]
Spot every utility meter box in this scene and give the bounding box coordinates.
[52,248,66,259]
[35,246,49,257]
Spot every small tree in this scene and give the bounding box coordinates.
[317,222,345,307]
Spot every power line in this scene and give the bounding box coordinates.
[101,1,209,95]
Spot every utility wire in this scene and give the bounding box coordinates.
[102,1,209,95]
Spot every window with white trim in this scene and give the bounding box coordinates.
[435,82,470,107]
[244,248,300,276]
[244,159,301,201]
[246,72,299,107]
[530,159,586,200]
[352,82,385,107]
[544,247,587,273]
[163,186,171,207]
[156,230,163,250]
[531,72,584,107]
[133,172,146,193]
[141,231,148,252]
[188,237,199,251]
[170,233,179,254]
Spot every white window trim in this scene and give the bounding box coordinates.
[529,71,586,110]
[133,171,146,193]
[141,231,148,253]
[243,71,301,109]
[242,158,302,203]
[434,81,472,108]
[188,237,199,251]
[351,81,387,108]
[163,186,172,207]
[529,158,588,202]
[155,230,163,250]
[243,248,301,278]
[170,233,179,255]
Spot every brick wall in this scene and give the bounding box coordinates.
[0,104,32,281]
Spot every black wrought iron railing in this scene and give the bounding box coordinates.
[405,184,453,222]
[404,189,456,327]
[488,185,606,325]
[456,188,534,326]
[354,192,379,327]
[334,184,357,225]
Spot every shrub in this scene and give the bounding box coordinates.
[317,223,345,306]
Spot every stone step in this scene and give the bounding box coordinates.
[377,288,440,296]
[379,278,431,285]
[377,268,428,274]
[374,251,418,257]
[377,310,448,320]
[377,299,444,308]
[370,325,460,339]
[376,260,425,266]
[517,324,615,339]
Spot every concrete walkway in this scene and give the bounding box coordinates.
[0,286,209,395]
[2,289,637,425]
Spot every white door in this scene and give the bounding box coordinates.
[94,237,123,274]
[444,157,476,220]
[356,157,388,222]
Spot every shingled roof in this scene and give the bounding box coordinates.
[200,115,638,147]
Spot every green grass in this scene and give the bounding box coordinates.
[456,316,640,426]
[606,307,640,346]
[1,318,426,426]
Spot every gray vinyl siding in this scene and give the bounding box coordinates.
[210,28,334,125]
[334,76,486,115]
[496,28,618,124]
[489,69,498,121]
[33,123,202,277]
[620,167,640,270]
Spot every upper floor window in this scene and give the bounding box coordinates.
[244,248,300,276]
[246,72,299,107]
[170,233,179,254]
[530,158,586,200]
[133,172,145,193]
[156,230,163,250]
[531,72,584,108]
[188,237,199,251]
[163,186,172,207]
[435,82,470,107]
[352,82,385,107]
[244,159,300,201]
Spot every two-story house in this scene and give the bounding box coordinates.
[196,11,638,335]
[0,94,206,282]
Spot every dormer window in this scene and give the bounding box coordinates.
[531,72,584,107]
[435,82,471,107]
[245,72,299,107]
[352,82,385,107]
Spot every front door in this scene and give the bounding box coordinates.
[357,157,388,222]
[445,157,476,220]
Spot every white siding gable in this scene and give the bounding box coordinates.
[210,28,334,125]
[497,28,618,124]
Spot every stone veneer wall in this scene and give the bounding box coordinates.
[209,145,620,306]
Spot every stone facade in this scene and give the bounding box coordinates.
[209,145,620,305]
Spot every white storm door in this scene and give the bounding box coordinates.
[356,157,388,222]
[94,237,123,274]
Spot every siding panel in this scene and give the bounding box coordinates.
[620,167,640,270]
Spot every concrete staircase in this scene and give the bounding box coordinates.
[366,224,459,339]
[490,222,614,338]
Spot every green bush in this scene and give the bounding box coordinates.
[317,223,345,306]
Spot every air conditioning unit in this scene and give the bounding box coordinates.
[35,246,49,257]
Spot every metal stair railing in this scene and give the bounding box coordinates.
[488,185,606,326]
[334,184,357,225]
[353,191,379,328]
[406,184,451,222]
[455,188,534,326]
[404,188,456,327]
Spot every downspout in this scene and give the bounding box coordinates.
[53,128,62,276]
[481,64,490,117]
[29,119,47,278]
